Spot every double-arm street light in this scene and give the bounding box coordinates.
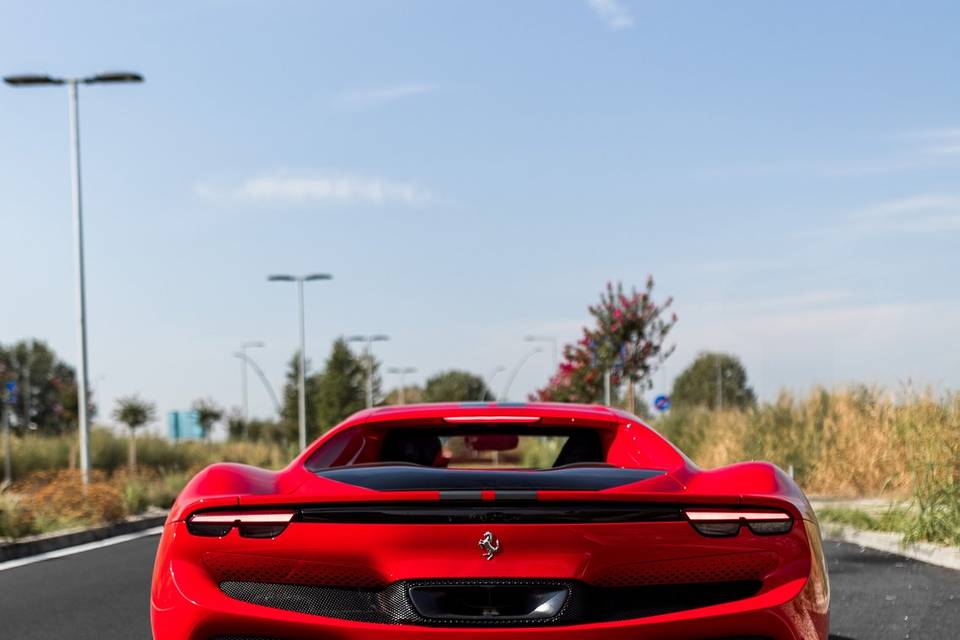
[268,274,332,451]
[386,367,417,405]
[4,71,143,486]
[347,335,389,408]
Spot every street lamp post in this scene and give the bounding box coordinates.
[524,335,558,370]
[239,341,265,425]
[501,347,543,401]
[481,366,506,401]
[2,390,12,489]
[347,335,390,408]
[268,273,332,451]
[4,71,143,486]
[386,367,416,405]
[232,351,282,416]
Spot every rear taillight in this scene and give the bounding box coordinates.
[187,511,296,538]
[684,509,793,537]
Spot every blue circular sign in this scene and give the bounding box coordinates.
[654,394,671,412]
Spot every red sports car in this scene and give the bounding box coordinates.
[151,402,829,639]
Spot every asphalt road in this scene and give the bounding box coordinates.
[0,535,956,639]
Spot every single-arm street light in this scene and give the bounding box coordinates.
[347,335,390,408]
[481,365,506,401]
[238,341,265,424]
[386,367,417,405]
[232,351,282,417]
[268,273,332,451]
[501,348,543,402]
[524,335,558,370]
[5,70,143,486]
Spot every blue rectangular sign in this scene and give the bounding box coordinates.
[168,410,204,441]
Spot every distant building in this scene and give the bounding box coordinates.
[168,410,204,441]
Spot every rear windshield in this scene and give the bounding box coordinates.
[306,427,607,471]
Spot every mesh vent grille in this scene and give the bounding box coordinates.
[593,552,779,587]
[219,581,401,623]
[203,552,384,588]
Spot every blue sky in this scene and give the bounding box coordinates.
[2,1,959,432]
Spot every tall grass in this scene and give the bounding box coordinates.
[656,387,960,545]
[7,428,296,478]
[657,387,959,497]
[0,430,296,539]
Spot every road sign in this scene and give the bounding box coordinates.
[168,410,204,441]
[3,381,16,404]
[654,394,671,412]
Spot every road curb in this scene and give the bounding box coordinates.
[0,512,167,563]
[823,523,960,571]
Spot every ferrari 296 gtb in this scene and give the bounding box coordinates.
[151,402,829,639]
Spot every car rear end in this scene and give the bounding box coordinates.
[151,404,828,640]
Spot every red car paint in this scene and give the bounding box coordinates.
[151,402,829,639]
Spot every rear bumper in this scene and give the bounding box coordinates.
[152,574,823,640]
[151,516,828,640]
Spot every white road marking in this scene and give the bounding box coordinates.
[0,526,163,572]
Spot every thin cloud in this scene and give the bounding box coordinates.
[335,83,435,108]
[704,127,960,179]
[196,172,437,206]
[902,127,960,156]
[726,290,854,312]
[586,0,634,30]
[852,194,960,232]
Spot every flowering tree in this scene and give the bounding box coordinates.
[534,278,677,412]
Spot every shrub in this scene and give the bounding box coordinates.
[0,494,38,538]
[29,470,126,529]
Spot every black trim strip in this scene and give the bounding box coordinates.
[298,502,683,524]
[439,491,483,501]
[495,491,538,501]
[315,464,664,492]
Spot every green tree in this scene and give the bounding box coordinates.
[0,339,85,435]
[112,394,156,471]
[191,398,223,440]
[313,338,366,434]
[423,370,490,402]
[536,278,677,411]
[279,351,321,442]
[671,352,756,411]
